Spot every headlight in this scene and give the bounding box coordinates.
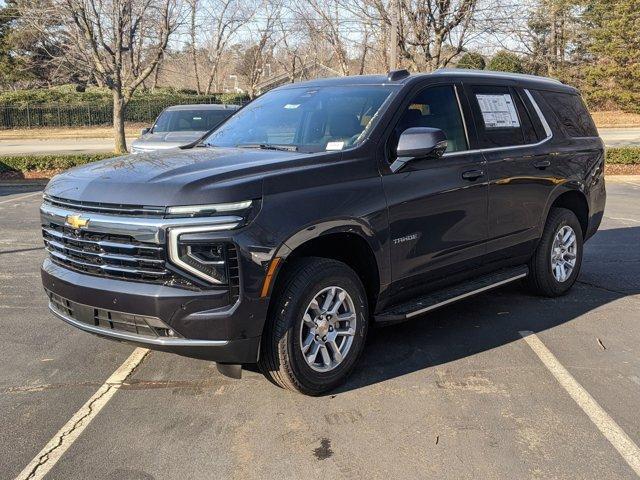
[178,242,229,284]
[168,225,239,285]
[166,200,252,217]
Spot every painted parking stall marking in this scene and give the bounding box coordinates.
[15,348,149,480]
[0,191,42,205]
[520,331,640,477]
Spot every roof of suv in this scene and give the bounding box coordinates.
[276,68,577,94]
[164,104,240,111]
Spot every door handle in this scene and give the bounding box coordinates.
[461,169,484,181]
[533,160,551,170]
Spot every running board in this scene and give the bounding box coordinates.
[374,266,529,324]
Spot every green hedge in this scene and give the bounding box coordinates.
[0,86,249,128]
[0,85,248,106]
[606,147,640,165]
[1,147,638,174]
[0,153,119,172]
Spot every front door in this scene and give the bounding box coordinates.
[381,84,488,295]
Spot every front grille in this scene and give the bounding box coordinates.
[226,244,240,302]
[47,290,179,338]
[42,223,190,286]
[43,195,165,216]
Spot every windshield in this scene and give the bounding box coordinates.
[153,108,235,133]
[203,85,397,153]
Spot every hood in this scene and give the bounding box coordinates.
[131,131,205,151]
[45,147,321,207]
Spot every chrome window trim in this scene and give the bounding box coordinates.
[454,84,471,150]
[524,88,553,138]
[168,225,238,285]
[49,303,229,347]
[442,88,553,158]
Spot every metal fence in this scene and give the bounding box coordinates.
[0,96,243,129]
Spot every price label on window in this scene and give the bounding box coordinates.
[476,94,520,128]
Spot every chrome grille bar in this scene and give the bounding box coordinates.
[47,248,169,277]
[42,227,163,252]
[44,238,164,265]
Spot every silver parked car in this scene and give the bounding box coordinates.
[131,104,239,153]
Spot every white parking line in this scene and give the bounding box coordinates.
[520,331,640,477]
[607,216,640,224]
[15,348,149,480]
[0,191,42,205]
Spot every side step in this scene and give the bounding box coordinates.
[374,266,529,324]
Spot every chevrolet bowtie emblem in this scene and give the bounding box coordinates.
[65,214,89,229]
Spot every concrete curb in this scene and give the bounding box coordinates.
[0,180,48,187]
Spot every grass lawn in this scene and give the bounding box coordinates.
[0,124,144,140]
[590,110,640,128]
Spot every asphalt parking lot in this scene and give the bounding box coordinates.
[1,179,639,479]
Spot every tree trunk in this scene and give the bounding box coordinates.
[113,92,127,154]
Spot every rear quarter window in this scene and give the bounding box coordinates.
[538,91,598,137]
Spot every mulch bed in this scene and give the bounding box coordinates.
[605,164,640,175]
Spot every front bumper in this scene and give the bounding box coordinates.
[42,260,263,362]
[39,197,275,364]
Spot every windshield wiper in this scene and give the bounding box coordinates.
[236,143,298,152]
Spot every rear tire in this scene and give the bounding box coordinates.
[526,207,583,297]
[259,257,368,395]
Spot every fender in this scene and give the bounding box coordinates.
[538,179,589,235]
[264,217,390,298]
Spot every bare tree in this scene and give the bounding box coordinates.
[187,0,202,93]
[346,0,487,71]
[295,0,352,75]
[201,0,251,94]
[239,1,280,97]
[18,0,183,153]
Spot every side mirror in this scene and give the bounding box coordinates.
[391,127,448,173]
[140,127,150,136]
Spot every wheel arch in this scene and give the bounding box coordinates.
[542,184,589,237]
[267,221,385,313]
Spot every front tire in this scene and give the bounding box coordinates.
[259,257,368,395]
[526,207,583,297]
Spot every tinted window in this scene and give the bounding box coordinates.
[539,91,598,137]
[394,85,468,153]
[469,85,527,148]
[153,109,234,132]
[204,85,397,153]
[513,90,540,143]
[520,90,548,140]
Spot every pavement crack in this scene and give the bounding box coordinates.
[24,383,115,479]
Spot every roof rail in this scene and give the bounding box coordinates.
[388,69,410,81]
[433,68,563,85]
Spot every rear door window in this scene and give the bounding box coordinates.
[538,91,598,137]
[468,85,528,148]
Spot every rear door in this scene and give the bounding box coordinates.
[464,83,554,263]
[381,82,488,293]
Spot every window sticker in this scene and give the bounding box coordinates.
[326,141,344,151]
[284,104,300,109]
[476,94,520,128]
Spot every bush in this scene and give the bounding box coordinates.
[0,90,249,128]
[0,87,249,107]
[606,147,640,165]
[0,153,119,172]
[457,52,486,70]
[487,51,524,74]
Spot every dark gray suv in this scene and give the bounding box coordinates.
[40,69,605,395]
